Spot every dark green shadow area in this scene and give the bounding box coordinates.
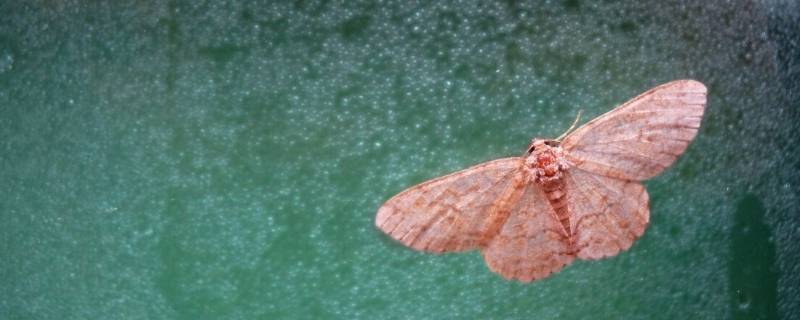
[730,194,778,320]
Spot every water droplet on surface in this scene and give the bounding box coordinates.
[0,53,13,73]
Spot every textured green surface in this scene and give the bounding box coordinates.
[1,1,798,319]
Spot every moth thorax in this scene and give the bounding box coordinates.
[525,141,568,183]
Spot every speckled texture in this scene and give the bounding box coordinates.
[1,1,797,319]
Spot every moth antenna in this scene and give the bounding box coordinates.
[556,110,582,141]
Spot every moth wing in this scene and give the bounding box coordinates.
[375,157,524,253]
[564,168,650,260]
[562,80,707,181]
[481,183,574,282]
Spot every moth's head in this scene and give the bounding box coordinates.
[525,138,560,155]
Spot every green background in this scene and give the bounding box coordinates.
[2,1,798,319]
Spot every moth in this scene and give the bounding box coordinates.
[375,80,707,282]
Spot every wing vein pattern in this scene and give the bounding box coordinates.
[562,80,707,180]
[375,157,524,253]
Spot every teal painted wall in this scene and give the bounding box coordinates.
[1,1,797,319]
